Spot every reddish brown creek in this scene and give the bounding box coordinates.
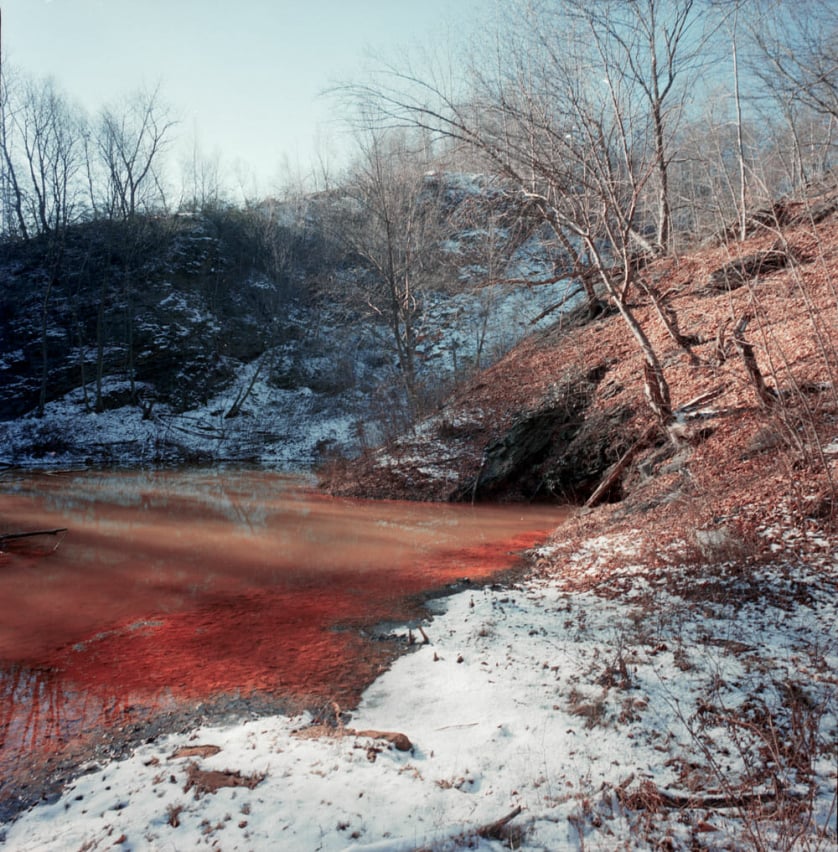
[0,469,564,813]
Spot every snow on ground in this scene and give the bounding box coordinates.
[418,278,582,377]
[0,368,359,471]
[3,533,835,851]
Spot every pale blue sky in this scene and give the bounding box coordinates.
[1,0,485,192]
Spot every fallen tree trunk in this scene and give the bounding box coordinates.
[705,249,795,293]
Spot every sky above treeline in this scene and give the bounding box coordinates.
[1,0,485,194]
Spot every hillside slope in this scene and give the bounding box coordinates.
[324,195,838,539]
[1,196,836,850]
[0,176,573,468]
[308,194,838,847]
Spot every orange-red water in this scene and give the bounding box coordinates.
[0,469,564,804]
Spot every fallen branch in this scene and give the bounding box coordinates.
[408,626,430,645]
[413,806,524,852]
[675,386,728,416]
[0,528,68,554]
[584,425,658,509]
[619,779,801,812]
[476,805,524,839]
[528,283,585,324]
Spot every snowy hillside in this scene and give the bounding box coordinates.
[0,175,579,470]
[0,278,578,469]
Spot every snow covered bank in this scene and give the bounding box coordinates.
[3,530,835,851]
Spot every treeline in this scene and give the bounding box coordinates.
[2,1,835,249]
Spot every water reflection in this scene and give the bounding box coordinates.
[0,469,564,808]
[0,664,160,772]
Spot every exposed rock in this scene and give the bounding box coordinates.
[542,405,639,502]
[451,405,579,502]
[450,365,640,503]
[703,248,799,293]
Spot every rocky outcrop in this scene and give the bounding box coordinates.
[704,248,798,293]
[450,404,582,502]
[450,365,640,503]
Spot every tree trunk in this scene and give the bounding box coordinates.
[586,236,674,429]
[653,102,671,253]
[733,316,776,408]
[732,13,748,242]
[614,297,673,427]
[37,276,55,418]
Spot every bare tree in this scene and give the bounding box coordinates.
[729,3,749,240]
[748,0,838,127]
[572,0,709,253]
[672,102,760,238]
[0,65,29,239]
[0,70,86,239]
[180,130,224,213]
[89,88,175,406]
[96,86,175,220]
[0,73,89,413]
[342,0,693,426]
[15,76,85,236]
[444,181,529,373]
[340,126,449,418]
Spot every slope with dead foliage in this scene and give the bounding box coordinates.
[322,192,838,562]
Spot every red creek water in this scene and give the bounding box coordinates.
[0,469,565,811]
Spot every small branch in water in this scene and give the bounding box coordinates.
[0,528,68,553]
[0,528,68,543]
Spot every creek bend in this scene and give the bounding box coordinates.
[0,469,565,811]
